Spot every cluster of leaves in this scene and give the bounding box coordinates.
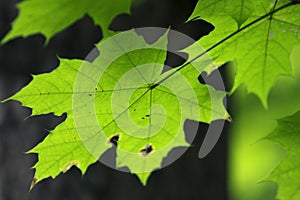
[1,0,300,198]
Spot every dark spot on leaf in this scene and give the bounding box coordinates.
[133,109,136,111]
[141,117,145,120]
[140,144,153,156]
[109,134,119,146]
[145,114,150,117]
[95,88,98,91]
[226,115,233,123]
[88,94,92,96]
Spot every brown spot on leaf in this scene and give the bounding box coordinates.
[62,160,80,173]
[225,113,232,122]
[30,178,38,190]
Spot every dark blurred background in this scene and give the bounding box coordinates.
[0,0,231,199]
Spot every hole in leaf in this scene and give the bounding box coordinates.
[140,144,153,156]
[109,134,120,146]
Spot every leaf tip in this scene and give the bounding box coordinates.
[225,112,232,122]
[30,177,38,191]
[0,95,14,104]
[136,172,151,186]
[0,35,12,44]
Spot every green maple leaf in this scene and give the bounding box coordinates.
[266,111,300,199]
[1,0,131,43]
[189,0,300,107]
[5,30,228,186]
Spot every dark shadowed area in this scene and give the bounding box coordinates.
[0,0,231,199]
